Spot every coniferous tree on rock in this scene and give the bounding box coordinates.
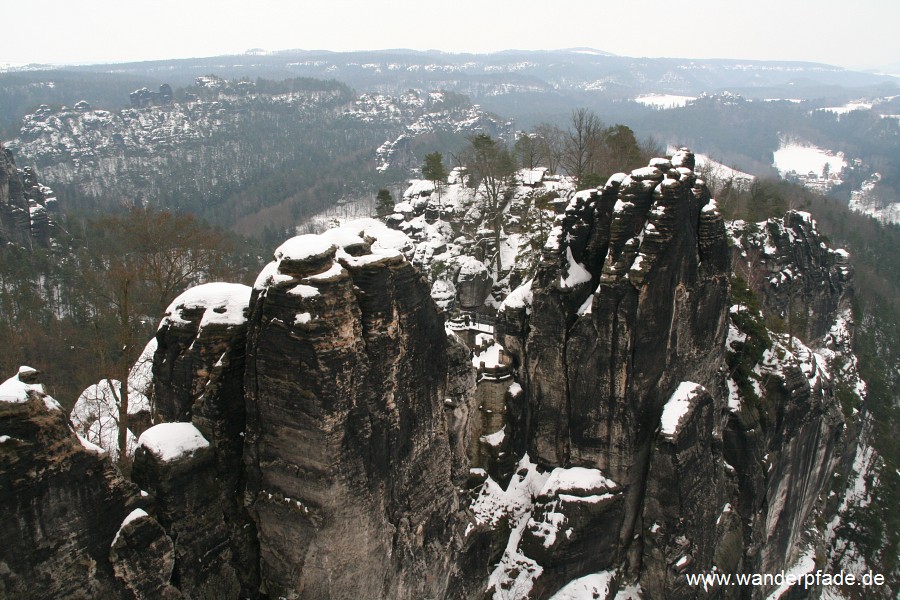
[422,151,448,214]
[375,188,394,216]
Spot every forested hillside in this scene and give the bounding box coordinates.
[6,76,517,239]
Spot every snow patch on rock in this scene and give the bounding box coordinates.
[111,508,150,547]
[162,282,252,329]
[660,382,703,437]
[138,422,209,462]
[0,367,44,403]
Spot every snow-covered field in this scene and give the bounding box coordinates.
[634,94,696,109]
[849,173,900,224]
[773,142,846,177]
[817,100,873,115]
[694,153,755,190]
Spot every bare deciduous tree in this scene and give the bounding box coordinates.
[466,134,516,273]
[561,108,603,183]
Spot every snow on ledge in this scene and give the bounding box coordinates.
[660,381,704,437]
[138,422,209,462]
[548,570,616,600]
[500,279,533,312]
[112,508,149,547]
[560,247,591,289]
[0,366,44,403]
[480,426,506,448]
[540,466,617,497]
[162,282,252,329]
[274,234,335,262]
[77,433,106,455]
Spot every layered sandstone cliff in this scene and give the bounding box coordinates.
[489,151,856,599]
[242,229,471,598]
[0,151,867,600]
[0,145,58,247]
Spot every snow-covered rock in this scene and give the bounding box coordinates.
[137,422,210,463]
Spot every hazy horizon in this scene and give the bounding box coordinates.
[3,0,899,71]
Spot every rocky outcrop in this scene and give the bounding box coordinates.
[243,229,468,599]
[728,210,853,340]
[109,509,180,599]
[723,211,856,583]
[132,423,241,598]
[519,469,626,598]
[151,282,260,596]
[490,151,857,599]
[642,383,730,598]
[444,331,479,485]
[456,255,494,309]
[722,329,849,584]
[489,152,732,597]
[0,148,866,599]
[0,377,141,599]
[0,145,58,247]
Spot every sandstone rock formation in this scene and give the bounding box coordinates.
[488,151,856,598]
[0,373,141,599]
[728,210,853,340]
[243,229,467,599]
[0,150,868,600]
[0,145,58,247]
[151,282,260,596]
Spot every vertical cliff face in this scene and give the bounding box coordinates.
[243,229,464,599]
[148,282,259,597]
[0,375,141,599]
[725,212,855,580]
[491,153,856,598]
[495,153,731,588]
[0,145,58,247]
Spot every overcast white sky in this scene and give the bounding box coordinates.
[2,0,898,69]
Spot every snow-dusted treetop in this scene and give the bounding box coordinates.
[161,282,252,330]
[73,379,151,420]
[137,422,209,462]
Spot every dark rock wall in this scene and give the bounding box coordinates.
[722,338,848,583]
[132,442,241,598]
[727,210,855,578]
[642,385,730,598]
[151,283,260,597]
[496,153,852,598]
[243,236,463,599]
[0,145,57,247]
[501,154,730,591]
[444,331,479,485]
[0,393,140,599]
